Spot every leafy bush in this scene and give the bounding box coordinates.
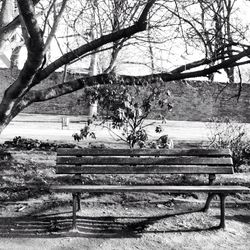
[207,117,250,172]
[77,82,173,148]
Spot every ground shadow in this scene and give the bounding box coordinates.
[214,213,250,224]
[0,208,220,238]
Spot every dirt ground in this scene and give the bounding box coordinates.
[0,114,250,250]
[0,149,249,250]
[0,199,249,250]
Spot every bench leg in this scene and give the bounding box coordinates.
[202,193,216,212]
[219,194,226,229]
[72,193,78,231]
[74,174,82,211]
[77,193,81,211]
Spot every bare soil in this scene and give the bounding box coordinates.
[0,149,249,250]
[0,200,249,250]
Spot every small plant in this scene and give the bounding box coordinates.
[207,117,249,172]
[149,135,174,149]
[72,119,96,142]
[155,125,163,133]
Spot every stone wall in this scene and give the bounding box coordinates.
[0,68,249,122]
[155,80,250,122]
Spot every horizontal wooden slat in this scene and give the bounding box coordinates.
[56,165,233,174]
[50,185,250,193]
[56,156,233,166]
[57,148,232,157]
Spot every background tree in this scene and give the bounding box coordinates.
[178,0,245,82]
[0,0,15,50]
[150,0,250,82]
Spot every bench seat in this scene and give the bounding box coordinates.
[51,185,249,193]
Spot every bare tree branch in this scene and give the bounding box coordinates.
[23,44,250,106]
[31,0,156,85]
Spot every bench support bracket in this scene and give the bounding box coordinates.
[72,193,78,231]
[77,194,81,211]
[74,173,82,211]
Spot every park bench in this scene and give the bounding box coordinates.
[51,148,250,232]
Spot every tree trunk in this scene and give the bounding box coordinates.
[0,95,30,134]
[0,106,19,134]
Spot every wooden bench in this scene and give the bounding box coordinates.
[51,148,250,232]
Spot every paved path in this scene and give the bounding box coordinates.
[1,113,249,144]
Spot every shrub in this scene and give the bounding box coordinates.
[76,82,173,148]
[207,117,250,172]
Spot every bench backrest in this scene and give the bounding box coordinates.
[56,148,233,175]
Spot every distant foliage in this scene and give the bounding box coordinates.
[4,136,75,151]
[207,118,250,172]
[0,148,11,160]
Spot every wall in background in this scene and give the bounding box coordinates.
[0,68,249,122]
